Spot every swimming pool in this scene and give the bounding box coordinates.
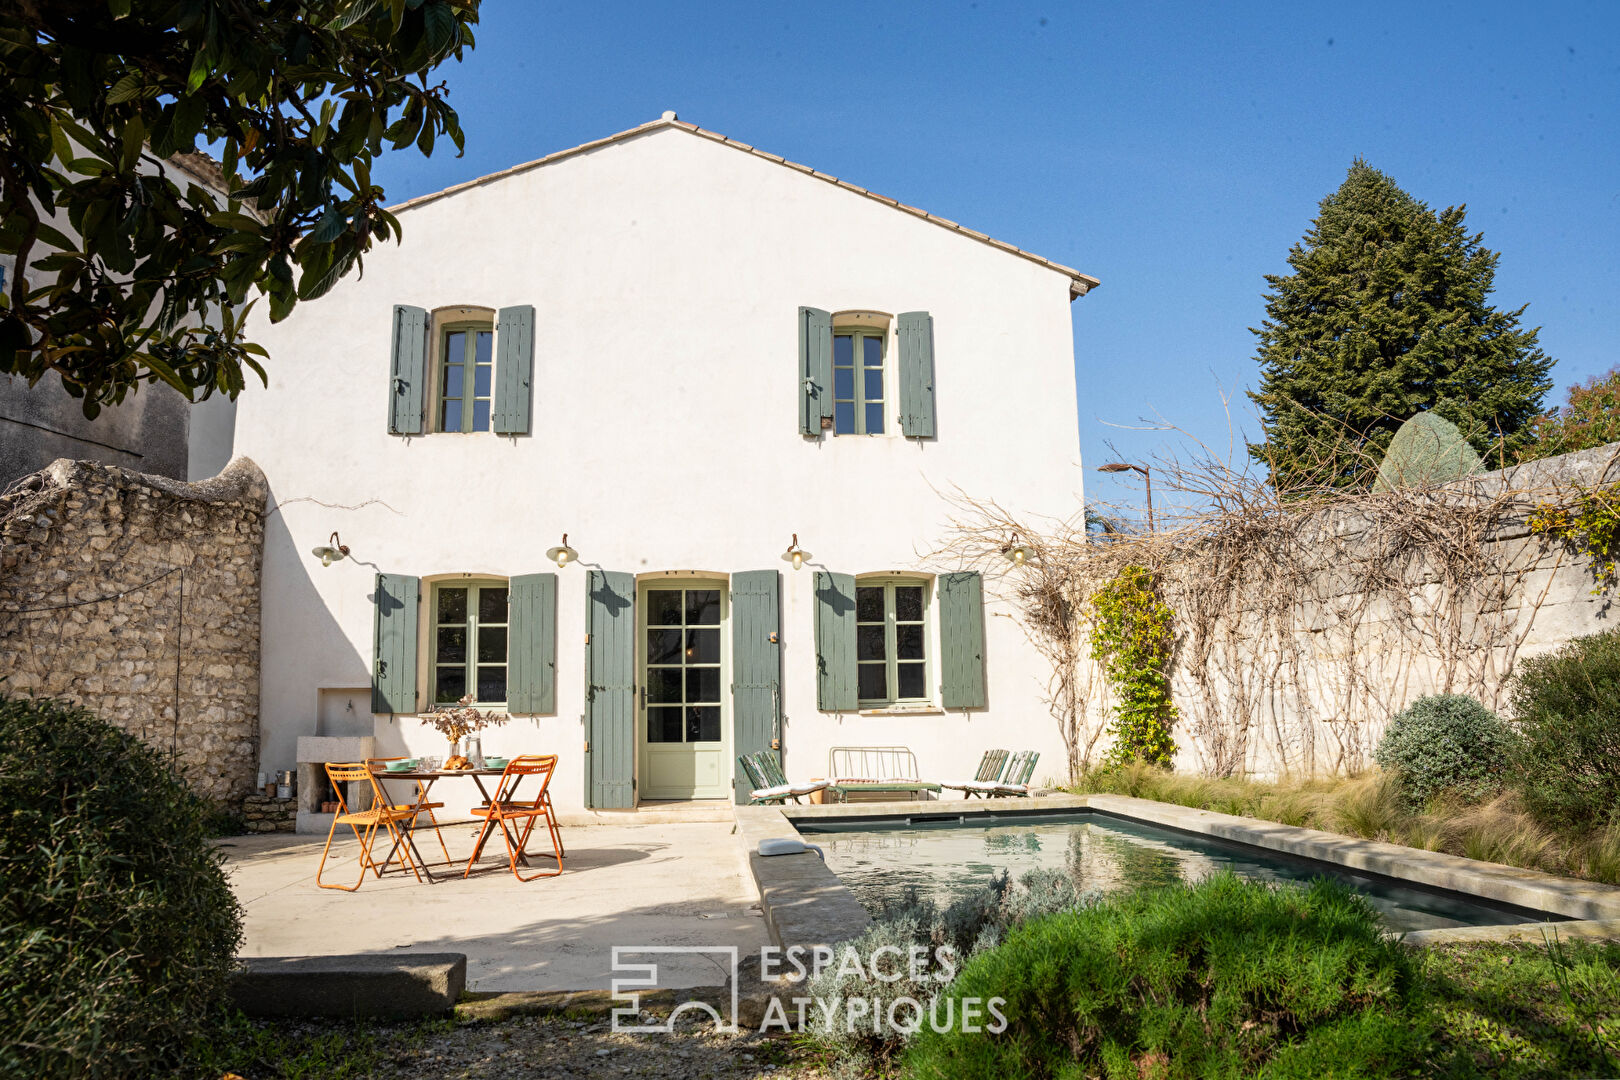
[795,809,1562,934]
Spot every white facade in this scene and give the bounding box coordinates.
[233,118,1094,818]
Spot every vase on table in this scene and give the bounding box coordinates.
[467,735,485,770]
[447,739,462,765]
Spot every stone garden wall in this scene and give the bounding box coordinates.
[0,456,266,806]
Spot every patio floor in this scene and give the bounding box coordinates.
[220,819,768,992]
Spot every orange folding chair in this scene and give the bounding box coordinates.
[366,756,452,869]
[465,754,564,881]
[316,762,425,891]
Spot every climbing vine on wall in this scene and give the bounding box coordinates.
[1529,483,1620,593]
[1088,565,1179,767]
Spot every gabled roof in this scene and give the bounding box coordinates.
[388,115,1100,300]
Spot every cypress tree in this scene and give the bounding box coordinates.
[1246,161,1553,491]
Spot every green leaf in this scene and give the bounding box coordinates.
[422,1,457,58]
[108,0,133,16]
[106,73,145,104]
[307,206,348,244]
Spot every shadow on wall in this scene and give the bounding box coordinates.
[258,481,372,775]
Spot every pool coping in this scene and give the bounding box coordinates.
[734,794,1620,951]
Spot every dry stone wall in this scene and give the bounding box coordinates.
[0,456,265,806]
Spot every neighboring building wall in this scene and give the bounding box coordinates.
[234,125,1088,815]
[0,456,266,806]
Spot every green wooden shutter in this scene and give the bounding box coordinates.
[799,306,833,436]
[897,311,937,438]
[372,572,419,714]
[493,304,535,435]
[731,570,781,803]
[585,570,635,808]
[939,571,987,709]
[388,305,428,435]
[507,572,557,713]
[814,571,857,711]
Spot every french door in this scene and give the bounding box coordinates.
[637,581,730,800]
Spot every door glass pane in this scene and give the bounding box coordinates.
[647,669,683,703]
[478,587,508,623]
[865,404,884,434]
[833,335,854,366]
[472,400,491,431]
[835,402,855,434]
[435,667,466,704]
[688,706,721,743]
[896,624,924,660]
[897,662,925,700]
[474,364,492,398]
[856,587,884,622]
[858,663,887,701]
[686,628,720,664]
[895,587,924,622]
[647,590,683,625]
[437,626,466,664]
[863,336,883,366]
[474,330,492,364]
[438,588,467,624]
[647,628,682,665]
[686,667,720,704]
[648,707,683,742]
[477,666,506,702]
[857,624,886,662]
[864,369,884,400]
[685,589,720,625]
[477,626,507,663]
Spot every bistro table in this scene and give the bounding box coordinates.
[369,766,535,883]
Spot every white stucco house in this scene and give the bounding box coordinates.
[233,114,1097,824]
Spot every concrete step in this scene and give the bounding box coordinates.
[558,800,737,826]
[230,953,466,1018]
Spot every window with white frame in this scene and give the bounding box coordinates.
[856,578,929,704]
[431,580,508,705]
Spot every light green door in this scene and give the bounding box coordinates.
[638,581,730,800]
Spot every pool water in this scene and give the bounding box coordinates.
[795,811,1558,934]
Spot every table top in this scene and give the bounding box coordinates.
[371,767,505,779]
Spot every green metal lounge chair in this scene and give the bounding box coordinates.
[738,752,829,805]
[986,750,1039,797]
[825,746,942,803]
[939,749,1010,798]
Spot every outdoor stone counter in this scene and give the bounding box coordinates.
[0,456,266,808]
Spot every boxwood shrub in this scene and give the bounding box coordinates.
[1509,629,1620,830]
[1373,693,1517,811]
[0,695,243,1079]
[904,873,1430,1080]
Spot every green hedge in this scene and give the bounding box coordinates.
[904,873,1429,1080]
[0,696,243,1078]
[1510,629,1620,831]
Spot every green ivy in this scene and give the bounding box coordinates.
[1529,485,1620,594]
[1089,565,1179,767]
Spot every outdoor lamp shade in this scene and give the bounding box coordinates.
[1006,544,1032,566]
[546,534,578,568]
[781,534,810,570]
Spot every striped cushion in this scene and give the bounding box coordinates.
[752,779,830,800]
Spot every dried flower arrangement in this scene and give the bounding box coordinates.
[421,695,509,744]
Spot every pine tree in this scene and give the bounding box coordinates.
[1246,161,1553,491]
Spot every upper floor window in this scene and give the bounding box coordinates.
[432,579,508,706]
[438,321,494,432]
[856,578,928,704]
[833,329,886,435]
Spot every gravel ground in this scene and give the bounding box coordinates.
[232,1012,830,1080]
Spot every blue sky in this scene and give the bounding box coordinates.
[375,1,1619,515]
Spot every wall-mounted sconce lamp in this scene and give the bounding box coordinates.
[310,532,350,567]
[545,533,579,569]
[1003,541,1033,567]
[781,533,811,571]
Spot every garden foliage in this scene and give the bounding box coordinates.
[1509,629,1620,830]
[904,873,1429,1080]
[1089,564,1178,767]
[1247,160,1552,490]
[1373,693,1517,811]
[1519,365,1620,462]
[0,695,243,1079]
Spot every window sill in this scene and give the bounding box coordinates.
[857,705,943,717]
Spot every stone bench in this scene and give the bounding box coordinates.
[230,953,466,1019]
